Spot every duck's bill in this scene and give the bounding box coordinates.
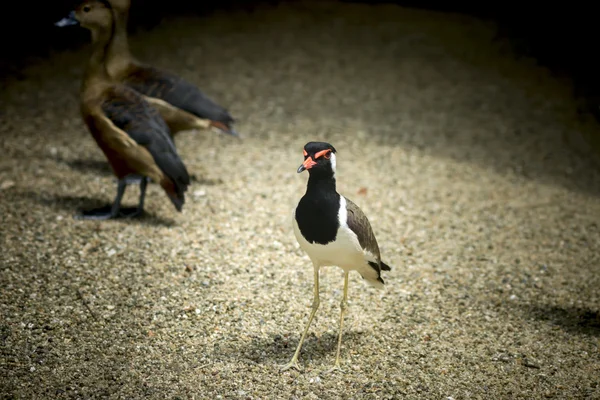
[55,11,79,27]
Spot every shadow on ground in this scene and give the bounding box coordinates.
[11,189,177,227]
[223,330,365,366]
[58,157,222,185]
[362,101,600,199]
[62,158,113,177]
[520,304,600,338]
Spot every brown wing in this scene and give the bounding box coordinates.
[99,85,190,210]
[122,63,235,128]
[142,96,211,134]
[345,196,381,262]
[83,110,160,180]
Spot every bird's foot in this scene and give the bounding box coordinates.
[280,359,302,372]
[75,205,117,220]
[74,205,143,220]
[118,207,144,219]
[321,363,344,376]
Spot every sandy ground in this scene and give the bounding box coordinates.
[2,2,600,399]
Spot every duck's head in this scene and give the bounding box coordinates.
[55,0,113,32]
[297,141,338,176]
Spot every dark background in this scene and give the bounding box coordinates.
[2,0,599,120]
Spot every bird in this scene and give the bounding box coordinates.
[101,0,240,138]
[56,0,190,220]
[282,141,392,373]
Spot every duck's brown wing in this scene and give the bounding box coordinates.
[100,85,190,209]
[123,64,235,129]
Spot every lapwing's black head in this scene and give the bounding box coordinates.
[297,141,338,176]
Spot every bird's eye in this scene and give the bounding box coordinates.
[83,5,91,12]
[324,151,331,159]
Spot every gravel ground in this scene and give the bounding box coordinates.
[2,2,600,399]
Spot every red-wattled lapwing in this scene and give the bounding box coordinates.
[281,141,392,373]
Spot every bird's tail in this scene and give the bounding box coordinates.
[364,261,392,289]
[210,120,240,138]
[160,176,186,212]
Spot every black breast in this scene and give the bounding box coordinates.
[295,191,340,245]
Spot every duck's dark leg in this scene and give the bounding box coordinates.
[138,177,148,210]
[76,179,128,220]
[117,177,148,218]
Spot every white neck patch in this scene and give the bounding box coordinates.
[330,152,337,177]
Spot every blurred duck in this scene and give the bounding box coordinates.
[103,0,239,137]
[56,0,190,220]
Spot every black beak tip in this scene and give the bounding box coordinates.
[297,165,306,173]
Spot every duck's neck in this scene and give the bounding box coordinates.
[306,171,337,196]
[106,9,133,76]
[82,27,113,91]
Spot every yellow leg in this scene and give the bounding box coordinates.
[281,266,320,371]
[324,271,349,374]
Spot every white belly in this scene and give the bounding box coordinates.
[292,210,382,287]
[293,218,362,268]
